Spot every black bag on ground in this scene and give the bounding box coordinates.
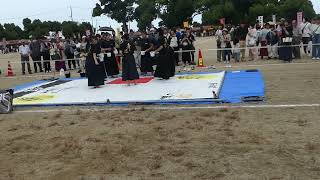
[0,89,14,114]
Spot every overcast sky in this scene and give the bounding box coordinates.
[0,0,319,31]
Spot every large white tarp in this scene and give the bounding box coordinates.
[13,72,225,105]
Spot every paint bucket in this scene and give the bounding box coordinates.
[65,72,71,78]
[80,72,86,78]
[141,51,146,56]
[150,51,155,57]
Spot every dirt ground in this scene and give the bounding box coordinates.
[1,37,320,180]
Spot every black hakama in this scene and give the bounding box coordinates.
[154,36,172,79]
[101,40,119,77]
[279,42,293,62]
[139,38,154,73]
[181,40,191,64]
[120,40,139,81]
[85,43,105,87]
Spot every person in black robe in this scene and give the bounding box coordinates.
[101,33,120,78]
[139,31,154,75]
[154,29,174,80]
[85,36,105,88]
[180,34,192,66]
[120,34,139,85]
[278,22,293,62]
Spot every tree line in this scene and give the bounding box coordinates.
[0,18,92,40]
[93,0,318,31]
[0,0,318,40]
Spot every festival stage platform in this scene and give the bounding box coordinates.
[12,70,265,107]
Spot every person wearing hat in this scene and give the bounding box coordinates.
[85,35,105,88]
[120,33,140,85]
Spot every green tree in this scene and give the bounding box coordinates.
[93,0,136,32]
[158,0,195,28]
[277,0,315,21]
[135,0,158,31]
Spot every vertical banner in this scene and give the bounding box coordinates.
[272,15,276,24]
[257,16,264,27]
[297,12,303,26]
[219,18,225,26]
[183,21,189,28]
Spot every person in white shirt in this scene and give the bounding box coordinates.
[300,18,312,55]
[169,30,179,65]
[18,41,32,75]
[215,26,223,62]
[247,24,258,61]
[309,17,320,59]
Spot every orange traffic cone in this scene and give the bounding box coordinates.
[6,61,15,77]
[197,49,205,67]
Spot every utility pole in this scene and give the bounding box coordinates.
[70,6,73,21]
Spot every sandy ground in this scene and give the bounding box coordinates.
[1,37,320,179]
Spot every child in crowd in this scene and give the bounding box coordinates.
[266,27,279,59]
[221,28,232,63]
[233,38,241,62]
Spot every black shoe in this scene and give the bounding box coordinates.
[22,72,26,75]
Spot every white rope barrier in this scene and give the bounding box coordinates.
[0,42,319,62]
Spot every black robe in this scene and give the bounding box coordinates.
[85,43,105,87]
[154,36,173,79]
[101,40,120,76]
[139,38,154,73]
[120,40,140,81]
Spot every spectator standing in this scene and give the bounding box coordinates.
[221,28,232,63]
[278,21,293,62]
[234,22,248,61]
[19,41,32,75]
[309,17,320,60]
[259,23,271,59]
[247,24,258,61]
[266,26,279,59]
[233,39,241,62]
[187,29,196,65]
[180,33,192,66]
[41,41,51,73]
[169,30,180,66]
[292,20,302,59]
[30,38,43,73]
[215,26,223,62]
[65,39,76,70]
[300,18,312,55]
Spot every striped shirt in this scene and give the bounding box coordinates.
[308,23,320,35]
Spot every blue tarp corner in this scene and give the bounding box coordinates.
[219,70,265,103]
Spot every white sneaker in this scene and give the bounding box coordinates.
[312,57,316,60]
[317,57,320,60]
